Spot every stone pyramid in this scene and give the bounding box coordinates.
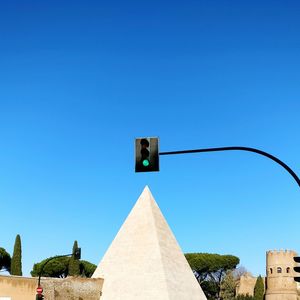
[92,186,207,300]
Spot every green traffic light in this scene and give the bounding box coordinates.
[142,159,150,167]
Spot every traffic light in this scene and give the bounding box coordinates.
[135,137,159,172]
[73,247,81,260]
[36,293,44,300]
[294,257,300,282]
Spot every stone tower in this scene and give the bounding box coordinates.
[265,250,298,300]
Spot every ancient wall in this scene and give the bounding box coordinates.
[0,275,103,300]
[0,276,36,300]
[236,273,262,296]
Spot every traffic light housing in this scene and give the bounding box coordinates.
[135,137,159,172]
[36,294,44,300]
[73,247,81,260]
[294,256,300,282]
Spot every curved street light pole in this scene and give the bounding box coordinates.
[159,146,300,188]
[37,247,81,288]
[37,254,71,287]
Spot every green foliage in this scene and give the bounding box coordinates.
[253,275,264,300]
[80,260,97,277]
[201,280,218,300]
[185,253,240,299]
[220,271,236,300]
[31,256,70,278]
[236,294,254,300]
[68,241,80,276]
[31,256,97,278]
[0,247,11,272]
[11,234,22,276]
[31,240,96,278]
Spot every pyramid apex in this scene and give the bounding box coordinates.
[143,185,150,192]
[140,185,153,198]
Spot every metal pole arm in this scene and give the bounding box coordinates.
[38,253,72,287]
[159,146,300,188]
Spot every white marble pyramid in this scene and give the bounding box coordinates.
[92,186,207,300]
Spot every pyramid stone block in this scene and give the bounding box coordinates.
[92,186,207,300]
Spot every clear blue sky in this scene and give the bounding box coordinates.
[0,0,299,277]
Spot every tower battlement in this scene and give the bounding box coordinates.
[267,250,298,267]
[267,250,297,257]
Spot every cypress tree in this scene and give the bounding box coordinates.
[11,234,22,276]
[68,240,80,276]
[253,275,264,300]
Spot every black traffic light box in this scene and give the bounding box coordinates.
[73,247,81,260]
[135,137,159,172]
[294,256,300,282]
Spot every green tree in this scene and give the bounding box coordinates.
[80,260,97,277]
[68,240,80,276]
[11,234,22,276]
[185,253,240,300]
[253,275,264,300]
[220,271,236,300]
[236,294,254,300]
[31,256,69,278]
[31,257,96,278]
[201,280,218,300]
[31,241,96,278]
[0,247,11,273]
